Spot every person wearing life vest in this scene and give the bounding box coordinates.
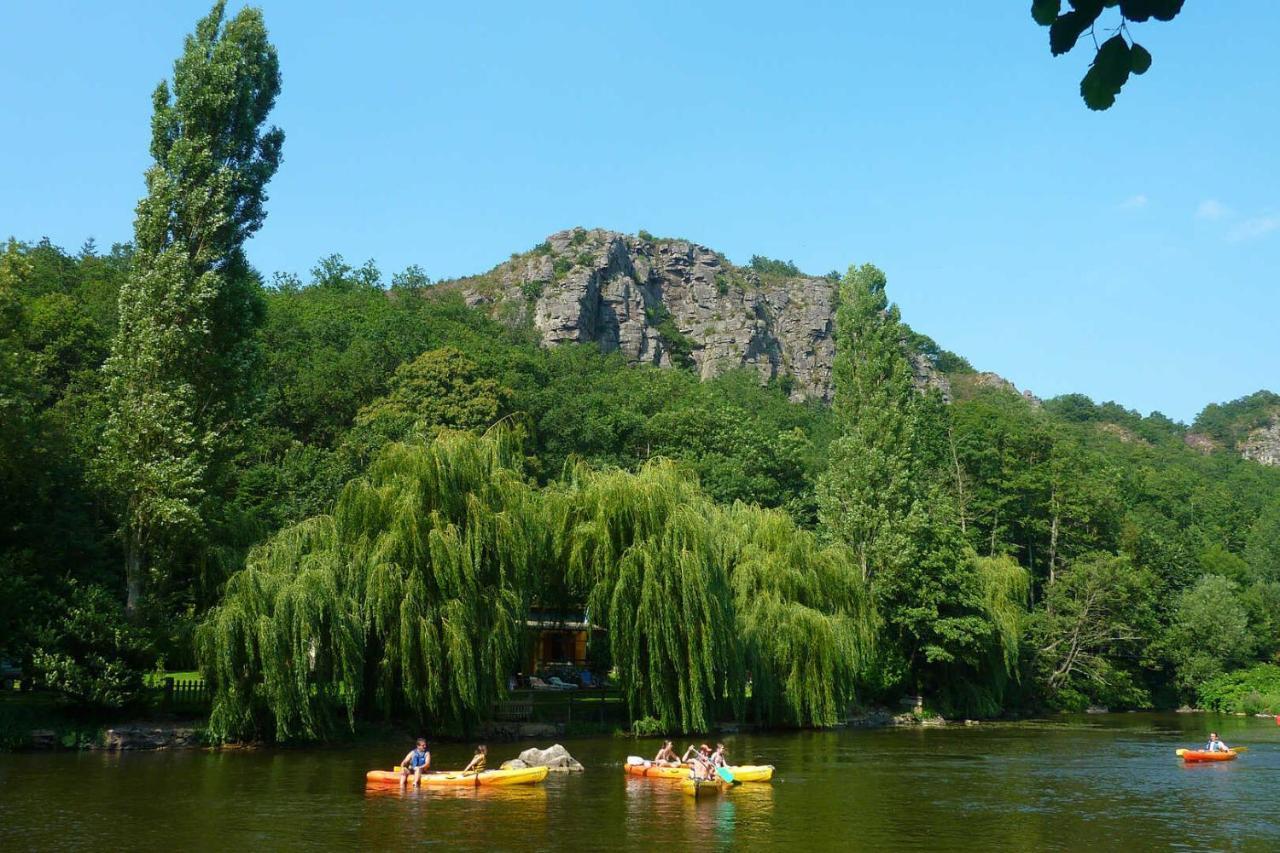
[463,744,488,773]
[1205,732,1231,753]
[400,737,431,786]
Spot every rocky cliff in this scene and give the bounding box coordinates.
[1240,417,1280,466]
[443,228,949,402]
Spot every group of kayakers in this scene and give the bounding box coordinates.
[399,738,488,787]
[652,739,728,780]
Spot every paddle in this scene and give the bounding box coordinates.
[716,766,740,786]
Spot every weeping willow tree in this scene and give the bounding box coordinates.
[554,459,878,733]
[197,429,544,741]
[723,504,877,727]
[931,554,1031,718]
[554,460,743,733]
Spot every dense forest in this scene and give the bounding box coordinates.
[3,3,1279,740]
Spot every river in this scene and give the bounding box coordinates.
[1,713,1277,851]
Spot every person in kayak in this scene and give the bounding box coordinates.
[653,740,680,767]
[1205,732,1231,753]
[687,744,716,780]
[400,737,431,786]
[710,743,728,769]
[463,744,488,773]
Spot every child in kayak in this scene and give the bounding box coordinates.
[400,737,431,786]
[463,744,488,773]
[687,744,715,780]
[1205,732,1231,753]
[653,740,680,767]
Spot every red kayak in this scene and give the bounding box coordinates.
[1177,749,1237,763]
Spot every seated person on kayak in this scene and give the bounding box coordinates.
[654,740,680,767]
[710,743,728,769]
[1205,732,1231,753]
[463,744,487,773]
[400,737,431,786]
[687,744,716,780]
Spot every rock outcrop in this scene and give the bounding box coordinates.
[1240,417,1280,466]
[445,228,949,402]
[510,743,584,772]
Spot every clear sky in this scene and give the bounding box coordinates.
[3,2,1276,422]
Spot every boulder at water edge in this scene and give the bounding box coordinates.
[516,743,584,772]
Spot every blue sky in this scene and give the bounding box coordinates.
[2,2,1276,422]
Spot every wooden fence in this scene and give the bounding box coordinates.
[161,677,210,710]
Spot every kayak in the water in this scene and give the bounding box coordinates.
[624,756,774,782]
[681,777,727,798]
[1176,749,1238,763]
[366,765,549,786]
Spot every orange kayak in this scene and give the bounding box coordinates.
[1178,750,1237,763]
[366,765,549,786]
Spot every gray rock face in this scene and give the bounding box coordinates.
[516,743,584,772]
[1240,417,1280,466]
[449,228,949,402]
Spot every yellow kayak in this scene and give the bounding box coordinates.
[681,778,727,798]
[625,758,773,782]
[366,765,549,787]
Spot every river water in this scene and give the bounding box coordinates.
[1,713,1277,851]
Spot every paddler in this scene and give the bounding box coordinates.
[400,737,431,786]
[1205,732,1231,753]
[689,743,715,780]
[653,740,680,767]
[463,744,488,773]
[710,743,728,769]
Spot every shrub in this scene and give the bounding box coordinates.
[553,257,573,280]
[1197,664,1280,714]
[631,715,665,736]
[32,584,153,710]
[637,229,655,242]
[521,280,545,301]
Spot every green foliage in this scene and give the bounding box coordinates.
[636,230,655,243]
[198,430,541,740]
[1196,664,1280,715]
[1161,574,1254,693]
[1032,0,1185,110]
[1193,390,1280,447]
[32,584,153,710]
[748,255,802,279]
[553,257,573,280]
[644,302,697,369]
[521,279,545,301]
[1029,553,1158,710]
[98,0,283,614]
[347,347,513,463]
[818,265,1012,712]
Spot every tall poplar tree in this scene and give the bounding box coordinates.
[818,264,1022,712]
[817,264,921,583]
[99,2,283,614]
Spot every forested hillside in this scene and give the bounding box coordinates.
[3,2,1278,742]
[4,233,1279,733]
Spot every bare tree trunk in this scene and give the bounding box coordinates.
[949,427,967,534]
[1048,488,1060,587]
[125,528,143,618]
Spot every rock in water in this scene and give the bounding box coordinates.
[517,743,584,772]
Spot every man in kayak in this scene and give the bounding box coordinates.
[463,744,488,773]
[710,743,728,769]
[687,744,716,780]
[653,740,680,767]
[1205,732,1231,753]
[400,737,431,786]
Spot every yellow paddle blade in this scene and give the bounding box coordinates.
[1232,747,1248,753]
[1175,749,1187,756]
